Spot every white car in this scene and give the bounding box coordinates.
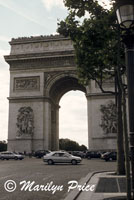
[0,151,24,160]
[43,151,82,165]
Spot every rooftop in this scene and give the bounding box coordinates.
[10,34,68,44]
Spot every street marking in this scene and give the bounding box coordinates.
[116,178,121,193]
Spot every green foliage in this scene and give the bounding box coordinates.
[58,0,126,176]
[0,141,7,152]
[79,144,87,151]
[63,0,110,18]
[59,138,87,151]
[57,0,125,87]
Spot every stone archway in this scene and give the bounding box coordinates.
[5,35,117,153]
[46,74,86,150]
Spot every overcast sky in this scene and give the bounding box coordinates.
[0,0,89,147]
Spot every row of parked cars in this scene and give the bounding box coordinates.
[42,150,117,165]
[0,150,117,162]
[85,151,117,161]
[33,150,117,162]
[0,150,51,160]
[0,150,82,165]
[68,151,117,161]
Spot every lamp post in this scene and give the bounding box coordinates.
[115,0,134,199]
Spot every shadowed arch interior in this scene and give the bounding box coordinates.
[49,76,86,104]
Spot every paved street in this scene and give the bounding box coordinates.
[0,157,116,200]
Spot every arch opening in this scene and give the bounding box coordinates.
[59,90,88,149]
[48,75,88,150]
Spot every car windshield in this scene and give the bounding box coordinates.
[50,152,71,157]
[47,152,53,156]
[104,152,110,155]
[64,153,71,157]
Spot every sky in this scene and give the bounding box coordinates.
[0,0,89,147]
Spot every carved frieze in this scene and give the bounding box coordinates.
[100,101,117,134]
[16,107,34,137]
[9,56,76,71]
[11,39,73,55]
[14,76,40,91]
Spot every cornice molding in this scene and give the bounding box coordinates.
[7,56,76,71]
[10,34,69,44]
[8,96,60,108]
[5,50,75,62]
[86,93,115,98]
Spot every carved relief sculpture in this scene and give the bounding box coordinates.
[14,76,40,91]
[16,107,34,137]
[100,101,117,134]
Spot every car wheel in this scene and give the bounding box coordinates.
[47,159,53,165]
[1,157,4,160]
[14,157,18,160]
[71,160,77,165]
[87,156,91,159]
[109,158,113,161]
[38,156,42,158]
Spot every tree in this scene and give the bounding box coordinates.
[57,0,126,175]
[79,144,87,151]
[59,138,87,151]
[0,141,7,152]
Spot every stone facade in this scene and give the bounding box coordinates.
[5,35,117,153]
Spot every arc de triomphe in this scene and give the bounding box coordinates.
[5,35,117,152]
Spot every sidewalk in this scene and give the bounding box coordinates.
[64,171,127,200]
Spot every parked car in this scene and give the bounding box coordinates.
[34,150,51,158]
[100,151,107,159]
[43,151,82,165]
[86,151,101,159]
[72,151,86,158]
[0,151,24,160]
[101,152,117,161]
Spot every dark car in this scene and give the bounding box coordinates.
[34,150,51,158]
[86,151,101,159]
[102,152,117,161]
[72,151,86,158]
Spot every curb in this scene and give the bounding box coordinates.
[64,170,111,200]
